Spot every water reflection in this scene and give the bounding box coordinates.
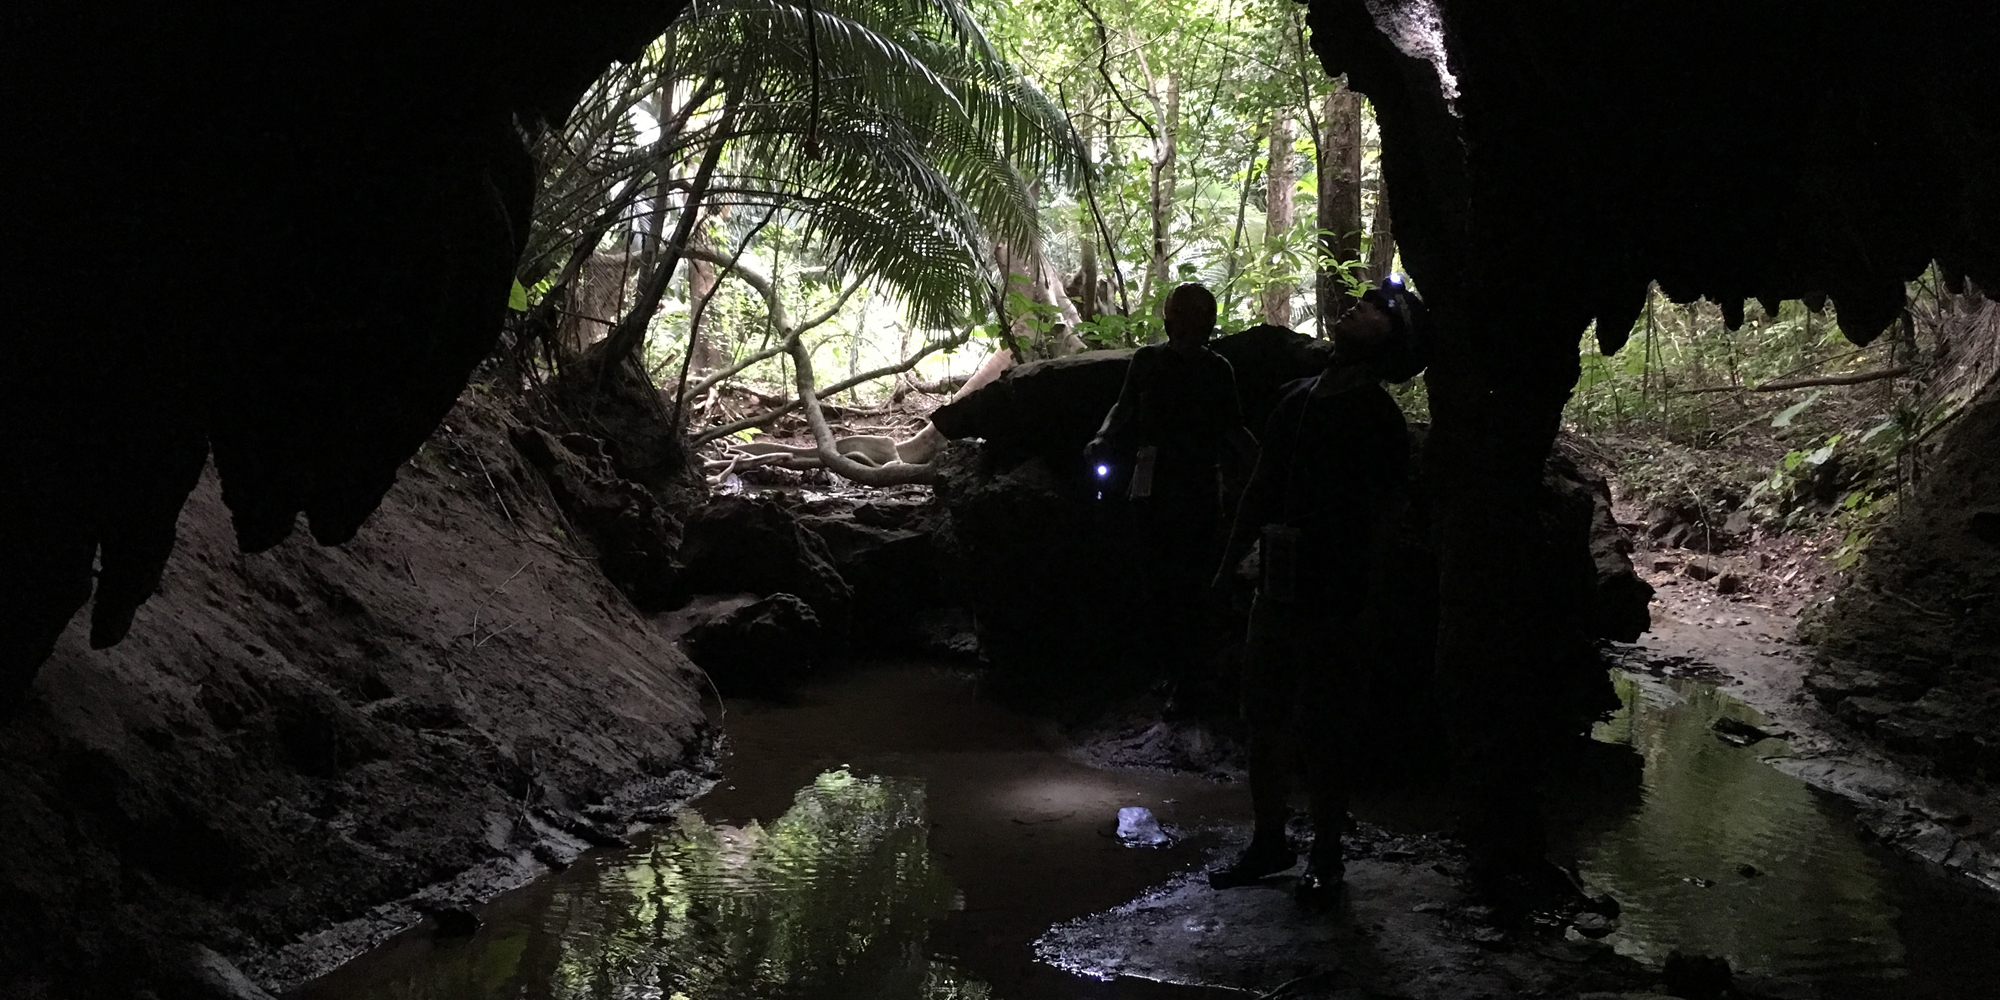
[310,769,987,1000]
[1578,673,1905,979]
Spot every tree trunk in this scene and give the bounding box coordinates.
[559,251,629,356]
[1220,139,1263,321]
[685,227,721,372]
[1143,70,1179,306]
[1263,112,1297,327]
[1316,83,1364,336]
[1080,238,1100,323]
[598,104,732,366]
[1367,170,1396,283]
[993,239,1081,358]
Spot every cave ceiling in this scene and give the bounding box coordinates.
[1,2,686,687]
[1305,0,2000,353]
[5,0,1999,684]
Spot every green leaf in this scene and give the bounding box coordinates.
[1858,418,1897,445]
[508,278,529,312]
[1770,389,1823,428]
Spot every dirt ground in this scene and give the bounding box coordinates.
[0,394,716,998]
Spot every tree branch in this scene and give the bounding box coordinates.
[788,331,940,485]
[1751,367,1910,392]
[665,206,782,425]
[1678,364,1909,394]
[671,245,865,405]
[1078,0,1154,143]
[691,327,972,444]
[793,279,867,336]
[598,101,734,366]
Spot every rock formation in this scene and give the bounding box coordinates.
[1305,0,2000,784]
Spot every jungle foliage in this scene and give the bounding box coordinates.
[1572,272,2000,567]
[504,0,1390,433]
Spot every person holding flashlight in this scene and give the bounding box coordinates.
[1085,283,1257,702]
[1207,274,1425,906]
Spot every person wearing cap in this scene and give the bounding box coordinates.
[1087,283,1258,699]
[1207,274,1425,905]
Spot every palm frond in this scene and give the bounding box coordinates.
[523,0,1084,329]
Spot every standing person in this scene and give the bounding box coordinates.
[1207,275,1425,905]
[1086,283,1258,702]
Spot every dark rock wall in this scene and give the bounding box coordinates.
[926,428,1646,729]
[1803,378,2000,777]
[1303,0,2000,787]
[0,397,711,998]
[2,1,687,692]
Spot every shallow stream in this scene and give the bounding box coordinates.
[1565,671,2000,997]
[296,665,2000,999]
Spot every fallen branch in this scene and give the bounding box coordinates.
[892,374,969,401]
[691,328,972,445]
[1678,365,1911,395]
[789,336,940,486]
[1751,366,1910,392]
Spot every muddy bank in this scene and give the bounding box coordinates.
[0,396,714,998]
[1626,537,2000,898]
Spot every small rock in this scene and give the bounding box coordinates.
[683,593,823,697]
[1679,875,1715,888]
[1736,863,1764,878]
[1712,716,1783,747]
[1115,806,1170,847]
[1722,509,1756,537]
[1571,911,1618,939]
[412,899,482,938]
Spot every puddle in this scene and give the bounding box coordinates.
[1566,671,2000,997]
[296,664,2000,1000]
[295,666,1246,999]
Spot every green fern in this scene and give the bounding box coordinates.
[525,0,1083,332]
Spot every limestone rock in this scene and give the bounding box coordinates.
[929,326,1334,461]
[930,350,1133,459]
[1804,377,2000,779]
[674,496,852,628]
[1548,443,1654,643]
[683,594,822,697]
[800,514,943,653]
[1207,323,1336,431]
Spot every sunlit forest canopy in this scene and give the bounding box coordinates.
[505,0,1394,419]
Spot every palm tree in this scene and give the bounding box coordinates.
[518,0,1085,369]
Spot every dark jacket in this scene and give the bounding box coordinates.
[1093,343,1246,479]
[1227,365,1409,601]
